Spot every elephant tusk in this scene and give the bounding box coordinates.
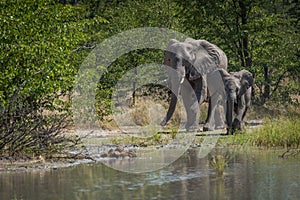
[180,77,185,84]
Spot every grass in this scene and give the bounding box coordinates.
[220,116,300,148]
[100,95,181,129]
[209,154,228,177]
[99,93,300,149]
[109,134,171,147]
[248,117,300,148]
[104,115,300,150]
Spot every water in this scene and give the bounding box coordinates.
[1,148,299,200]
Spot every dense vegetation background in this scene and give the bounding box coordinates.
[1,0,299,157]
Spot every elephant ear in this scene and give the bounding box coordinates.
[185,38,228,78]
[234,78,241,91]
[230,71,242,80]
[166,39,179,52]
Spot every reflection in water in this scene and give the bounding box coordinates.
[0,149,299,200]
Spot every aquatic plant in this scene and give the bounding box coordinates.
[209,154,228,177]
[153,133,162,143]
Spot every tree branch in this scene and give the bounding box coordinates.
[270,69,288,96]
[71,45,96,53]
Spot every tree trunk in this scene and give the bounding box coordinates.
[261,65,270,104]
[238,0,252,69]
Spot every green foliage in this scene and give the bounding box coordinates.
[1,0,299,157]
[0,0,106,101]
[97,0,181,33]
[83,0,182,119]
[96,49,166,119]
[0,0,106,156]
[222,117,300,148]
[249,117,300,148]
[175,0,300,104]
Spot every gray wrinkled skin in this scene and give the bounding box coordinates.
[161,38,228,131]
[218,69,254,134]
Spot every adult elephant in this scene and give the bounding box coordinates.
[160,38,228,131]
[218,69,254,134]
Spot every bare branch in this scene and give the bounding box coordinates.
[71,45,96,53]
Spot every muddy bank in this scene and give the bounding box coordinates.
[0,120,265,172]
[0,155,95,172]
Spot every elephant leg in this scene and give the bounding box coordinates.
[241,88,252,122]
[239,101,250,130]
[214,103,226,129]
[232,118,241,132]
[241,106,248,122]
[203,94,218,131]
[204,98,225,131]
[196,75,207,105]
[203,97,211,130]
[204,96,211,124]
[233,95,246,131]
[240,99,249,128]
[204,70,225,131]
[226,99,235,135]
[181,81,199,131]
[193,78,203,104]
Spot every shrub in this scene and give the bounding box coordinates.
[249,117,300,148]
[0,1,106,157]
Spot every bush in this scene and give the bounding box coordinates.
[221,116,300,148]
[0,0,106,157]
[249,117,300,148]
[0,87,78,157]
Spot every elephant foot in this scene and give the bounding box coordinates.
[240,121,246,129]
[186,126,198,133]
[203,126,215,132]
[226,128,234,135]
[215,125,225,130]
[160,119,167,127]
[185,123,199,132]
[232,118,242,131]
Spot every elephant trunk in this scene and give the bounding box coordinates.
[226,98,234,134]
[161,92,178,126]
[161,76,181,126]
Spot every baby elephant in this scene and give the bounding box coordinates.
[218,69,254,134]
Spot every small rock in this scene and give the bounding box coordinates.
[108,149,114,154]
[128,151,137,158]
[115,145,124,152]
[111,151,121,158]
[120,151,128,157]
[100,152,108,158]
[101,146,137,159]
